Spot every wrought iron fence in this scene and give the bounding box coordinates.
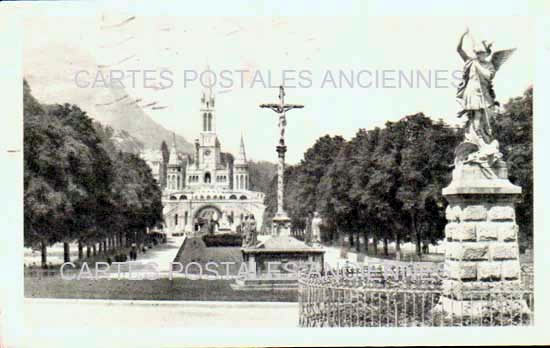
[298,266,534,327]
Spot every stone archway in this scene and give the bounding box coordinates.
[193,205,222,234]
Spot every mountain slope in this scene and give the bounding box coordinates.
[24,42,193,153]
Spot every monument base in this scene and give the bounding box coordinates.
[272,212,292,237]
[230,276,299,291]
[236,235,325,291]
[432,295,530,319]
[434,163,530,319]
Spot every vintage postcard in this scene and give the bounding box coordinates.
[0,0,549,347]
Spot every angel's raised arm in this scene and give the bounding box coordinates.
[457,31,471,62]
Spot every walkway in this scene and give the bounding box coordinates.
[132,235,186,272]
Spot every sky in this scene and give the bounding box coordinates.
[22,7,534,164]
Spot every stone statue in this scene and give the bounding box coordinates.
[249,215,257,245]
[241,215,250,246]
[311,211,322,244]
[455,28,516,179]
[219,210,231,230]
[241,214,258,247]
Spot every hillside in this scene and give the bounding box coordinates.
[23,42,193,154]
[248,160,277,195]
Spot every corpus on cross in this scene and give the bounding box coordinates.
[260,86,304,145]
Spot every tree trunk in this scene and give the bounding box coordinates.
[416,230,422,256]
[362,231,368,254]
[63,242,70,263]
[41,241,47,268]
[92,244,97,257]
[78,240,83,260]
[412,211,421,256]
[395,232,401,252]
[383,237,389,256]
[373,235,378,255]
[86,245,91,258]
[103,240,108,253]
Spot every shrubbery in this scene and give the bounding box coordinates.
[202,234,243,247]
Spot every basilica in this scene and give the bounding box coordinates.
[145,86,266,236]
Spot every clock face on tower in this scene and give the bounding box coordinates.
[204,150,211,156]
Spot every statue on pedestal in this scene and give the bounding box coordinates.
[311,212,322,244]
[242,214,258,247]
[219,209,231,230]
[455,28,515,179]
[433,29,528,319]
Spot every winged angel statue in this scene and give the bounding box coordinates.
[454,28,516,179]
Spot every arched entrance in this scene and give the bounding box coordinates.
[193,205,222,234]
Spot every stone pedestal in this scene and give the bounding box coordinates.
[272,212,292,237]
[233,236,325,291]
[434,165,530,318]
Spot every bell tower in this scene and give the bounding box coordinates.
[167,133,183,191]
[199,75,220,169]
[233,134,249,191]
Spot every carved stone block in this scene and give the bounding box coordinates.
[446,204,462,222]
[501,260,521,280]
[447,260,477,281]
[490,243,518,261]
[498,222,518,242]
[477,222,498,241]
[488,205,515,221]
[478,262,502,281]
[461,243,489,260]
[461,205,487,221]
[452,223,477,241]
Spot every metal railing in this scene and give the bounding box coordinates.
[298,267,534,327]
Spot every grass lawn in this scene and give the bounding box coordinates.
[25,236,298,302]
[24,276,297,302]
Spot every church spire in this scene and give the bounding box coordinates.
[235,132,247,165]
[168,132,179,165]
[200,66,216,133]
[201,65,215,109]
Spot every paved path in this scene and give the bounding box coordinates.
[101,236,186,278]
[134,236,186,272]
[24,298,298,328]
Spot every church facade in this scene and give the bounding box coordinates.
[149,87,265,236]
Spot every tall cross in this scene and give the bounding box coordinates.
[259,86,304,231]
[260,86,304,146]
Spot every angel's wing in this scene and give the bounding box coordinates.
[491,48,516,71]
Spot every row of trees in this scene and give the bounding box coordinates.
[264,87,533,256]
[24,80,163,266]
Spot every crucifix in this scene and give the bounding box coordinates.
[260,86,304,236]
[260,85,304,146]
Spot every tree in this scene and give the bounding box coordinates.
[160,140,169,189]
[317,141,357,244]
[24,80,164,266]
[494,86,533,247]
